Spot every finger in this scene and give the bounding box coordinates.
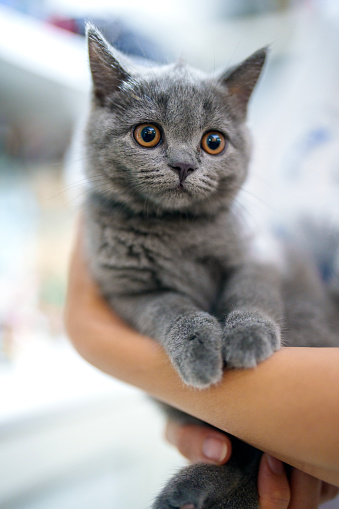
[288,468,321,509]
[165,420,232,465]
[258,454,290,509]
[320,482,339,504]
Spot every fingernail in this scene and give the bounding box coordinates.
[266,454,284,475]
[202,437,228,463]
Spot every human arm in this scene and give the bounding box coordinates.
[65,230,339,487]
[165,419,339,508]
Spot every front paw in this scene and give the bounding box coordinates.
[223,310,280,369]
[167,312,223,388]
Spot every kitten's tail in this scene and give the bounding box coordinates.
[285,216,339,296]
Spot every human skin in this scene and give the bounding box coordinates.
[165,420,339,508]
[65,229,339,497]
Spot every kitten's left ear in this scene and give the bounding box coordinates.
[86,23,132,104]
[219,48,268,120]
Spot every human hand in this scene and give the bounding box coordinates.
[165,419,339,508]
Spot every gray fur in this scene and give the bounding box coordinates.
[83,25,339,509]
[154,439,261,509]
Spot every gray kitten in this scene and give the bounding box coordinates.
[83,26,339,509]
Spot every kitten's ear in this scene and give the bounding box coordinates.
[86,24,132,104]
[219,48,268,120]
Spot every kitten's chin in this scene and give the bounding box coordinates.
[151,186,196,209]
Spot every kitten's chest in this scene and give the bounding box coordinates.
[88,209,242,310]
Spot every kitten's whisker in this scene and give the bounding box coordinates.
[57,178,108,197]
[247,171,275,186]
[65,153,92,164]
[226,183,278,214]
[45,176,106,202]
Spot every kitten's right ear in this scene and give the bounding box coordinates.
[86,24,132,104]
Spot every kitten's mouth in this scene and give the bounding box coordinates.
[175,183,188,192]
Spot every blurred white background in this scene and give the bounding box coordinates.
[1,0,339,508]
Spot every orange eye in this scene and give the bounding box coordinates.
[134,124,161,148]
[201,131,226,155]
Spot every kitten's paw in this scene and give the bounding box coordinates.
[153,476,207,509]
[223,310,280,369]
[152,462,259,509]
[168,312,223,388]
[153,464,217,509]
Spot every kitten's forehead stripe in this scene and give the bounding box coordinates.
[118,72,235,141]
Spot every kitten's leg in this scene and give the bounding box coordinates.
[111,292,223,388]
[216,263,284,368]
[153,439,261,509]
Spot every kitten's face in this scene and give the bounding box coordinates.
[85,27,266,216]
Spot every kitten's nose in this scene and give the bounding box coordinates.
[169,161,197,184]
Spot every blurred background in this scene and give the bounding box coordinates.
[1,0,339,507]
